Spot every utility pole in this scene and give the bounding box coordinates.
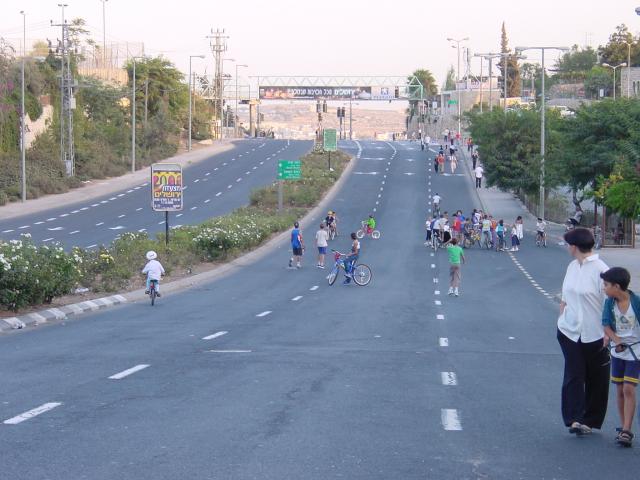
[52,3,75,176]
[188,55,205,151]
[447,37,469,138]
[235,63,248,138]
[100,0,108,69]
[20,10,26,202]
[206,29,228,141]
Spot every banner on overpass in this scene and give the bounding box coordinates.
[259,86,375,100]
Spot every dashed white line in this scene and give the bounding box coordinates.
[2,229,14,233]
[191,207,198,211]
[256,311,272,317]
[214,167,219,171]
[205,199,211,203]
[3,402,62,425]
[439,337,449,347]
[86,244,97,249]
[109,364,150,380]
[205,172,211,176]
[441,409,462,431]
[431,264,436,269]
[441,372,458,386]
[136,208,143,212]
[202,331,228,341]
[34,221,44,225]
[207,350,252,353]
[227,185,233,189]
[91,203,100,207]
[71,210,80,214]
[310,286,319,291]
[292,296,303,302]
[435,300,442,306]
[109,197,117,201]
[43,237,54,242]
[436,314,445,320]
[194,179,200,183]
[60,214,69,218]
[216,192,222,197]
[46,217,56,222]
[435,290,441,295]
[176,214,183,218]
[236,178,242,182]
[118,214,126,218]
[69,230,80,235]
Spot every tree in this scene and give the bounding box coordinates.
[444,66,456,91]
[409,69,438,97]
[497,22,521,97]
[584,66,612,98]
[554,45,597,82]
[598,24,640,67]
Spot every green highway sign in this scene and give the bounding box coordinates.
[323,129,337,152]
[278,160,301,180]
[447,100,458,105]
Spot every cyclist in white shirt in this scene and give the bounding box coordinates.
[432,193,442,215]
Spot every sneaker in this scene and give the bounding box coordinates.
[448,288,454,295]
[156,292,161,297]
[296,263,301,269]
[318,265,325,269]
[454,288,459,297]
[145,290,149,294]
[343,278,351,285]
[288,259,293,268]
[569,422,592,436]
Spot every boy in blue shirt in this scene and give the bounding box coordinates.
[288,221,305,269]
[601,267,640,447]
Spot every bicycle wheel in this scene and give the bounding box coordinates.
[150,288,156,306]
[371,230,381,239]
[356,229,365,239]
[352,264,372,286]
[327,266,339,286]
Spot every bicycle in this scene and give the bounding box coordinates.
[328,223,337,240]
[433,203,441,217]
[327,250,372,286]
[148,279,159,306]
[432,231,442,251]
[463,229,481,249]
[481,231,493,250]
[535,231,547,247]
[356,221,381,240]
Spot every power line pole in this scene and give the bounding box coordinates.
[206,29,228,141]
[52,3,75,176]
[20,10,26,202]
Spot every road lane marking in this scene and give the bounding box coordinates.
[43,237,54,242]
[431,264,436,269]
[109,226,125,230]
[214,167,219,171]
[100,200,108,204]
[435,290,440,295]
[109,197,117,201]
[71,210,80,214]
[69,230,80,235]
[158,221,165,225]
[34,221,44,225]
[86,244,97,249]
[109,364,150,380]
[441,409,462,431]
[207,350,252,353]
[441,372,458,386]
[205,199,211,203]
[437,314,445,320]
[435,300,442,306]
[46,217,57,221]
[202,331,228,341]
[205,172,211,176]
[138,229,147,233]
[292,296,303,301]
[47,227,64,231]
[194,179,200,183]
[256,311,272,317]
[228,185,233,189]
[136,208,143,211]
[310,286,319,291]
[91,203,100,207]
[223,162,228,166]
[4,402,62,425]
[127,189,134,193]
[216,192,222,197]
[176,214,183,218]
[60,214,69,217]
[236,178,242,182]
[439,337,449,347]
[118,214,126,218]
[2,229,14,233]
[191,206,198,211]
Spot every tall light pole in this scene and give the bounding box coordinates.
[235,63,248,138]
[447,37,469,138]
[131,56,143,172]
[474,53,501,112]
[188,55,205,151]
[99,0,108,69]
[516,46,569,221]
[602,62,627,100]
[624,41,632,97]
[220,58,235,139]
[20,10,26,202]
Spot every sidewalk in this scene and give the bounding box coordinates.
[459,146,640,288]
[0,140,235,221]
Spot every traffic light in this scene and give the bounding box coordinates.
[322,101,327,113]
[316,101,321,113]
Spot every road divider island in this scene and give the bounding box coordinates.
[0,149,350,312]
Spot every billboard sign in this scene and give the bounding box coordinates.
[278,160,301,180]
[259,86,373,100]
[323,129,337,152]
[151,163,183,211]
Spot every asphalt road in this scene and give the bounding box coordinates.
[0,139,311,249]
[1,140,638,479]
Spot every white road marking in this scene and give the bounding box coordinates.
[437,314,445,320]
[109,364,150,380]
[205,199,211,203]
[260,161,264,165]
[71,210,80,214]
[310,286,319,291]
[191,207,198,211]
[34,221,44,225]
[435,300,442,306]
[109,197,117,201]
[3,402,62,425]
[227,185,233,189]
[205,172,211,176]
[216,192,222,197]
[207,350,252,353]
[127,189,134,193]
[292,296,303,301]
[214,167,219,171]
[91,204,99,207]
[109,226,125,230]
[100,200,108,204]
[43,237,54,242]
[236,178,242,182]
[194,179,200,183]
[373,208,377,212]
[60,213,69,217]
[435,290,440,295]
[69,230,80,235]
[176,214,183,218]
[136,208,143,211]
[47,227,64,231]
[430,253,435,257]
[431,264,436,268]
[509,336,516,340]
[86,244,97,249]
[2,229,14,233]
[245,171,250,175]
[441,372,458,386]
[441,409,462,431]
[256,311,272,317]
[433,278,439,283]
[202,331,228,341]
[138,229,147,233]
[223,162,228,166]
[253,166,258,170]
[439,337,449,347]
[134,186,141,190]
[158,221,165,225]
[117,194,125,198]
[46,217,57,221]
[118,214,126,218]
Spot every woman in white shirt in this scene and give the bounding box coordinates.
[557,228,610,436]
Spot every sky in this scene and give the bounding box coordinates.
[1,0,639,88]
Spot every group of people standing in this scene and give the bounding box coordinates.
[558,227,639,447]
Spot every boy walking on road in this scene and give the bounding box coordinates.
[447,238,465,297]
[601,267,640,447]
[289,221,305,269]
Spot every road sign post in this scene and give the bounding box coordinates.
[323,128,337,171]
[277,160,301,213]
[151,163,183,244]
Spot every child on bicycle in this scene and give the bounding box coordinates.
[142,250,165,296]
[601,267,640,447]
[365,214,376,235]
[536,218,547,241]
[343,233,361,285]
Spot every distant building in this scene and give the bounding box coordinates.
[619,67,640,97]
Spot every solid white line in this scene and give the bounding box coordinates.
[292,296,303,301]
[441,409,462,431]
[202,331,228,341]
[109,364,150,380]
[256,311,272,317]
[441,372,458,386]
[439,337,449,347]
[437,314,445,320]
[310,286,319,291]
[4,402,62,425]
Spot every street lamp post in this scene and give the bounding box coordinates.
[188,55,205,152]
[235,63,248,138]
[99,0,108,69]
[130,56,145,172]
[603,62,627,100]
[220,58,235,140]
[516,46,570,221]
[624,41,632,97]
[20,10,26,202]
[447,37,469,138]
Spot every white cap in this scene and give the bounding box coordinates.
[146,250,157,260]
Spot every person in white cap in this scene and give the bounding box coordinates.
[142,250,165,296]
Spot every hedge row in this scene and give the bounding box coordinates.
[0,149,349,311]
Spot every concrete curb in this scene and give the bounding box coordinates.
[0,294,128,334]
[0,147,359,334]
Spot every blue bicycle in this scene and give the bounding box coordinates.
[327,250,372,286]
